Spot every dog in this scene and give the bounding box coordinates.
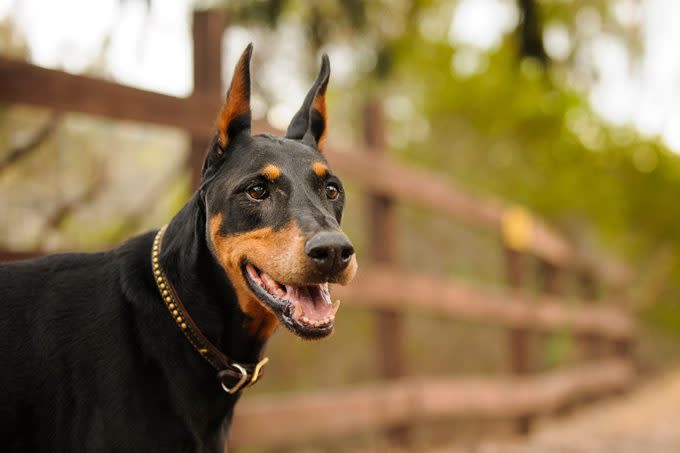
[0,44,357,452]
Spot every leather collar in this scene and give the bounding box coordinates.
[151,225,269,394]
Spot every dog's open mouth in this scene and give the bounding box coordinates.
[243,262,340,339]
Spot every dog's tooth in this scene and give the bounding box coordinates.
[330,299,341,316]
[260,272,278,291]
[321,287,332,305]
[261,272,279,290]
[322,283,331,304]
[292,302,303,319]
[246,263,259,280]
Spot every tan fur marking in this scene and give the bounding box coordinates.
[261,164,281,181]
[312,87,328,151]
[312,162,328,178]
[216,52,250,147]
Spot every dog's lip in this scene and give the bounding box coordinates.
[241,262,340,338]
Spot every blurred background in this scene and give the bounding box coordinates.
[2,0,680,451]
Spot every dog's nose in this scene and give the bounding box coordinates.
[305,232,355,275]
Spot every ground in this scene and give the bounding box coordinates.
[474,368,680,452]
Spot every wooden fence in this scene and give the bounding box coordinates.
[0,10,635,450]
[230,102,635,447]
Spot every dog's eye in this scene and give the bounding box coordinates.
[325,183,340,200]
[246,184,268,200]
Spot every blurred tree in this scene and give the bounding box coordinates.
[516,0,548,64]
[0,113,60,174]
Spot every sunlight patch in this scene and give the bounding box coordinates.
[451,48,488,77]
[449,0,519,51]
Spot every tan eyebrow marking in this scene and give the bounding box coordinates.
[261,164,281,181]
[312,162,328,178]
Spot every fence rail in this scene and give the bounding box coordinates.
[230,360,634,448]
[0,9,636,450]
[0,57,217,138]
[334,266,633,339]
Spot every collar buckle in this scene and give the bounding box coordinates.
[217,357,269,394]
[218,363,248,394]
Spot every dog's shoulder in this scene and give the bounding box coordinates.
[0,250,111,316]
[0,231,160,344]
[1,231,154,301]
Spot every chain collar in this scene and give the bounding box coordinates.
[151,225,269,394]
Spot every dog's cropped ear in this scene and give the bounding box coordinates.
[216,44,253,149]
[286,54,330,151]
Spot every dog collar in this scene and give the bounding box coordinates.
[151,225,269,394]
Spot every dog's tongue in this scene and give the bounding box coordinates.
[250,264,341,325]
[286,284,336,321]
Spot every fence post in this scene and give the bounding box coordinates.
[540,259,562,354]
[189,10,224,189]
[610,285,634,388]
[578,271,601,361]
[540,260,561,295]
[505,246,533,434]
[501,207,534,434]
[539,259,561,364]
[364,100,408,445]
[540,259,572,416]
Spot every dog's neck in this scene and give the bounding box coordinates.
[157,192,268,366]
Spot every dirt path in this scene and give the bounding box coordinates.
[477,368,680,452]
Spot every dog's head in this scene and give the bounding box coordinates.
[200,45,357,341]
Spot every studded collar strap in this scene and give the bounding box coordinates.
[151,225,269,394]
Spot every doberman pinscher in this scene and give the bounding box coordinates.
[0,45,357,452]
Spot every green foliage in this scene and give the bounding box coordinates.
[642,292,680,333]
[385,16,680,337]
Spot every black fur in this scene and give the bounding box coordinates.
[0,49,352,452]
[286,54,330,147]
[0,196,255,452]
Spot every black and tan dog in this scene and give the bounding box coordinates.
[0,45,357,452]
